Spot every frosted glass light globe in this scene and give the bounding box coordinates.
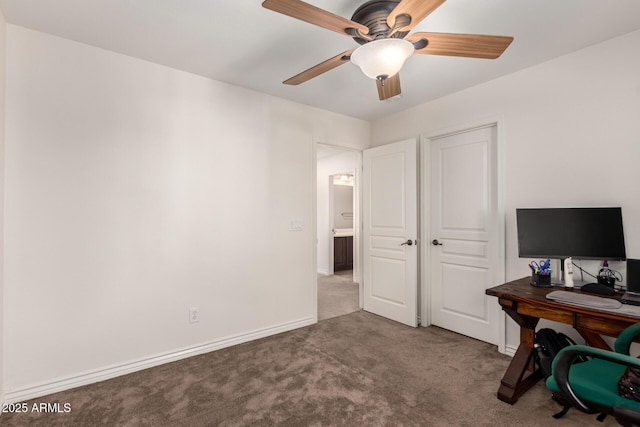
[351,38,414,80]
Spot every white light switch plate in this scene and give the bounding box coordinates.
[289,219,303,231]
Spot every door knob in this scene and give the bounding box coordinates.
[401,239,413,246]
[432,239,443,246]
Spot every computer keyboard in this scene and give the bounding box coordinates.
[546,290,622,309]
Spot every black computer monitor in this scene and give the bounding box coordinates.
[516,207,626,260]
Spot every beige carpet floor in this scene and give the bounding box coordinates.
[1,311,616,426]
[317,271,359,321]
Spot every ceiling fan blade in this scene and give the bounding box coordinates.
[376,74,401,101]
[386,0,446,32]
[283,50,354,85]
[263,0,369,38]
[408,32,513,59]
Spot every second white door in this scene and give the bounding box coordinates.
[429,126,500,344]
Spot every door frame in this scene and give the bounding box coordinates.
[420,116,507,354]
[314,142,364,315]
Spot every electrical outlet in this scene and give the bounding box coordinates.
[189,307,199,323]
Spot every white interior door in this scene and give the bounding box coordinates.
[363,139,417,327]
[429,126,500,344]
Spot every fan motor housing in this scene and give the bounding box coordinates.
[351,0,409,45]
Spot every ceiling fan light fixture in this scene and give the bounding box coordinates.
[350,38,414,81]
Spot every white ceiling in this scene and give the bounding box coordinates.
[2,0,640,121]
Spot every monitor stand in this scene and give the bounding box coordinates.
[551,279,588,289]
[554,259,587,288]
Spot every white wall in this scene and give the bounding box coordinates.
[317,151,360,277]
[4,25,370,400]
[372,29,640,349]
[0,7,6,407]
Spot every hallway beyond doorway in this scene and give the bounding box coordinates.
[318,271,358,321]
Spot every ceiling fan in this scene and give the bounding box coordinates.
[262,0,513,100]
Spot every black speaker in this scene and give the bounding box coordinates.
[628,259,640,293]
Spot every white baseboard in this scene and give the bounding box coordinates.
[504,344,517,357]
[317,268,330,276]
[4,316,315,405]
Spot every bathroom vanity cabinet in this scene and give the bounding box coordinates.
[334,236,353,271]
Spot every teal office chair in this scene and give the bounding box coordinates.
[546,323,640,426]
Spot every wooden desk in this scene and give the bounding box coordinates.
[486,277,640,404]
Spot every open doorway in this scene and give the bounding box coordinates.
[316,144,361,321]
[331,173,354,275]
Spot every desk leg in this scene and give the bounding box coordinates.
[497,303,542,404]
[497,341,543,404]
[577,329,612,350]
